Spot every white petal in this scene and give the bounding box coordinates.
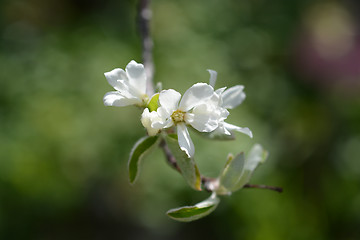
[179,83,214,112]
[207,69,217,87]
[215,87,226,95]
[221,85,246,109]
[159,89,181,114]
[223,122,253,138]
[141,108,161,136]
[217,122,232,135]
[125,60,147,95]
[103,91,140,107]
[186,104,218,132]
[104,68,128,91]
[150,106,173,129]
[177,123,195,158]
[208,122,232,136]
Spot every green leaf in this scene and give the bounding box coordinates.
[167,194,220,222]
[164,135,202,190]
[147,93,160,112]
[217,152,245,195]
[231,144,269,191]
[128,135,159,184]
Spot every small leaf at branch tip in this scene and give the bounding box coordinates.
[229,144,268,192]
[218,152,245,194]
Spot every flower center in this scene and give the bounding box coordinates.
[171,110,186,124]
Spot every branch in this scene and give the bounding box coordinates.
[159,139,282,193]
[138,0,155,96]
[243,184,283,193]
[137,0,282,195]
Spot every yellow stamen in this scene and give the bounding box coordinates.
[171,110,186,124]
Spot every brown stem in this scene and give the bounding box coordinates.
[138,0,155,96]
[159,139,283,193]
[243,184,283,193]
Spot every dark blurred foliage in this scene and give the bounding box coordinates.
[1,0,360,239]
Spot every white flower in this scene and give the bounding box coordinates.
[141,108,163,136]
[142,83,225,157]
[103,60,149,107]
[207,70,253,138]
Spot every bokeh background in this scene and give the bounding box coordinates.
[1,0,360,239]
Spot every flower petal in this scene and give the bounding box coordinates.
[207,69,218,88]
[159,89,181,114]
[223,122,253,138]
[126,60,147,95]
[177,123,195,158]
[141,108,161,136]
[215,87,226,95]
[104,68,128,91]
[221,85,246,109]
[103,91,140,107]
[179,83,214,112]
[186,104,219,132]
[149,106,173,129]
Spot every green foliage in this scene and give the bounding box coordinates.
[167,194,220,222]
[232,144,268,191]
[128,135,159,184]
[164,134,202,191]
[216,144,268,194]
[148,93,160,112]
[218,152,245,195]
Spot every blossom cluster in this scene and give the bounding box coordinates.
[103,60,252,158]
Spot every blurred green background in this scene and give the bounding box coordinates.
[1,0,360,239]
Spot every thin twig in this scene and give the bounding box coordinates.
[159,139,282,193]
[138,0,155,96]
[243,184,283,193]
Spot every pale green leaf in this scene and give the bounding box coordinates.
[164,134,201,190]
[167,194,220,222]
[217,152,245,195]
[148,93,160,112]
[231,144,269,191]
[128,135,159,184]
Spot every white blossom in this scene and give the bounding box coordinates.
[142,83,226,157]
[141,108,164,136]
[207,70,253,138]
[103,60,149,107]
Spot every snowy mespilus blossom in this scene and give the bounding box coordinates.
[141,83,227,158]
[207,70,253,138]
[103,60,149,107]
